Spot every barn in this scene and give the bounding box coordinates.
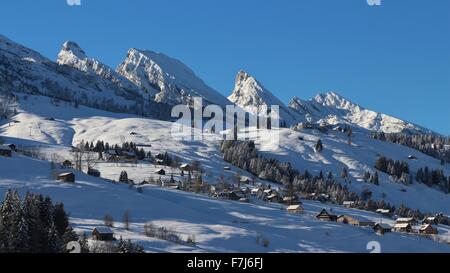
[419,224,438,235]
[57,173,75,183]
[316,209,338,222]
[337,215,375,227]
[92,227,114,241]
[373,223,392,235]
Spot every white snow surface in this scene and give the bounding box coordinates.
[1,94,449,253]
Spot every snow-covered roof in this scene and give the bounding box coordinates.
[396,217,415,223]
[374,223,391,229]
[287,205,303,211]
[394,223,411,229]
[420,224,433,231]
[93,227,113,234]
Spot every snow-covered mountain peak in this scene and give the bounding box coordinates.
[229,70,286,108]
[289,91,429,134]
[60,41,87,60]
[228,70,302,125]
[117,48,230,106]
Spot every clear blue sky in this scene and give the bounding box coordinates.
[1,0,449,134]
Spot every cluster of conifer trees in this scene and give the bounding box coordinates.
[0,190,77,253]
[372,132,450,163]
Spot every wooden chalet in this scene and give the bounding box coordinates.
[180,163,192,172]
[376,209,392,216]
[240,176,253,184]
[395,217,416,225]
[419,224,438,235]
[92,227,114,241]
[342,201,356,208]
[287,205,304,214]
[337,215,375,227]
[155,169,166,175]
[373,223,392,235]
[316,209,338,222]
[393,223,412,233]
[57,172,75,183]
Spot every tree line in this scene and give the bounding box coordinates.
[372,132,450,163]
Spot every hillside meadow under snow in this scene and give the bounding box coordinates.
[1,94,450,252]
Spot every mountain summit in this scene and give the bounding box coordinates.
[228,70,302,125]
[117,48,230,106]
[289,92,430,134]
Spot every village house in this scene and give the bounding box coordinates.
[155,169,166,175]
[342,201,356,208]
[373,223,392,235]
[287,205,304,214]
[215,191,240,201]
[375,209,392,217]
[180,163,192,172]
[251,188,263,196]
[0,145,12,157]
[57,172,75,183]
[337,215,375,227]
[316,209,338,222]
[240,176,253,184]
[266,193,280,203]
[419,224,438,235]
[393,223,413,233]
[92,227,114,241]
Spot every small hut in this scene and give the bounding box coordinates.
[393,223,412,233]
[57,173,75,183]
[92,227,114,241]
[316,209,338,222]
[155,169,166,175]
[287,205,304,214]
[373,223,392,235]
[419,224,438,235]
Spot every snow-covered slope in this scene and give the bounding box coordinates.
[117,48,231,107]
[2,153,449,253]
[228,70,302,125]
[289,92,429,134]
[1,94,450,252]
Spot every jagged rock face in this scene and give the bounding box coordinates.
[117,48,230,106]
[0,35,172,119]
[289,92,429,134]
[228,70,302,125]
[57,41,147,100]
